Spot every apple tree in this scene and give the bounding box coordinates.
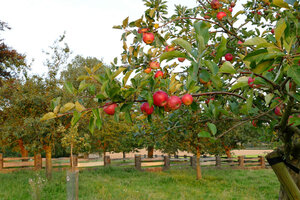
[42,0,300,198]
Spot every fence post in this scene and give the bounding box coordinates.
[135,154,142,171]
[104,156,111,166]
[34,154,42,170]
[174,155,179,159]
[70,155,78,169]
[259,156,265,168]
[215,156,221,167]
[0,153,3,170]
[163,156,170,171]
[190,156,196,169]
[67,169,79,200]
[238,156,244,168]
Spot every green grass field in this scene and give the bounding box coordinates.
[0,166,279,200]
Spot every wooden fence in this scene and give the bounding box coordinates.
[0,153,267,172]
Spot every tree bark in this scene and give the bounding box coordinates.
[44,145,52,180]
[196,146,202,180]
[148,146,154,158]
[18,139,28,157]
[123,152,126,162]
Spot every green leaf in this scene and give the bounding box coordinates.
[89,116,95,134]
[172,38,192,54]
[194,21,210,44]
[123,70,133,86]
[40,112,56,121]
[92,108,102,130]
[243,37,268,46]
[243,49,268,63]
[64,82,75,94]
[160,51,186,62]
[230,77,249,91]
[147,92,153,107]
[60,103,75,113]
[78,80,89,93]
[246,90,253,112]
[287,65,300,86]
[71,111,81,126]
[198,131,211,138]
[275,19,287,45]
[120,103,133,112]
[273,0,290,8]
[215,36,227,62]
[253,60,274,74]
[113,67,126,79]
[122,17,129,28]
[125,110,132,123]
[265,93,274,105]
[204,60,219,75]
[199,70,210,82]
[207,123,217,135]
[219,61,236,74]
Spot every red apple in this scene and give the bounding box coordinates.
[274,106,282,116]
[154,71,164,78]
[228,7,233,12]
[103,103,117,115]
[178,57,185,62]
[149,61,160,69]
[144,68,152,73]
[271,29,274,34]
[164,104,172,112]
[289,82,292,89]
[143,32,155,44]
[153,90,168,107]
[248,77,255,88]
[167,96,182,110]
[140,102,154,115]
[257,11,262,15]
[165,45,175,52]
[217,12,227,20]
[252,120,257,127]
[238,40,243,45]
[211,0,221,9]
[138,28,149,34]
[181,94,193,106]
[225,53,233,61]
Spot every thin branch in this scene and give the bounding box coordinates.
[192,91,247,101]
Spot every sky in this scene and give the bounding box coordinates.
[0,0,199,76]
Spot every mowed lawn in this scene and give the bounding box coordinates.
[0,166,279,200]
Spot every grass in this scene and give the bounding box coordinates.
[0,166,279,200]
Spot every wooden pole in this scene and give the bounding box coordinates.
[259,156,265,168]
[70,155,78,170]
[215,156,221,168]
[45,146,52,180]
[104,156,111,166]
[238,156,244,168]
[0,153,3,170]
[135,154,142,171]
[34,154,42,170]
[266,151,300,200]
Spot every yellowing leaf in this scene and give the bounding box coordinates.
[275,19,287,47]
[40,112,56,121]
[253,60,274,74]
[53,105,60,114]
[122,16,129,28]
[219,61,236,74]
[149,8,156,18]
[243,37,268,46]
[154,23,159,29]
[113,67,126,79]
[75,101,86,112]
[92,63,102,73]
[273,0,290,8]
[60,103,75,113]
[123,70,133,86]
[85,66,92,75]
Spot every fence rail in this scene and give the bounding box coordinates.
[0,153,268,172]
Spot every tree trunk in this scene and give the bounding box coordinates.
[18,139,28,157]
[266,151,300,200]
[123,152,126,162]
[44,145,52,180]
[148,146,154,158]
[224,147,232,158]
[196,146,202,180]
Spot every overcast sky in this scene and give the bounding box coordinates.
[1,0,200,76]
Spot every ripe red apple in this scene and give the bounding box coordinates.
[143,32,155,44]
[205,97,215,104]
[238,40,243,45]
[271,29,274,34]
[248,77,255,88]
[181,94,193,106]
[252,120,257,127]
[149,61,160,69]
[274,106,282,116]
[230,2,235,7]
[289,82,292,89]
[164,104,172,112]
[257,11,262,15]
[211,0,221,9]
[225,53,233,61]
[140,102,154,115]
[103,103,117,115]
[138,28,149,34]
[165,45,175,52]
[144,68,152,73]
[154,71,164,78]
[153,90,168,107]
[167,96,182,110]
[178,57,185,62]
[228,7,233,12]
[217,12,227,20]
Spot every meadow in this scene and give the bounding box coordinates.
[0,166,279,200]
